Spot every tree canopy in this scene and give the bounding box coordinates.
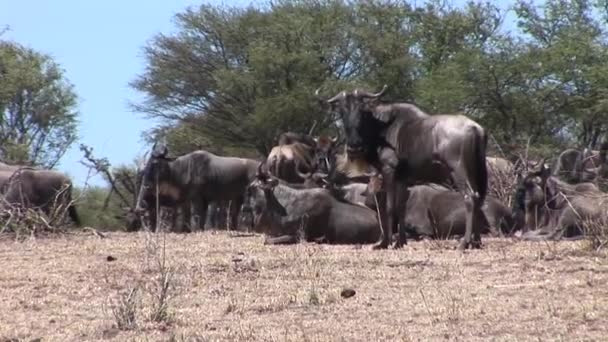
[0,40,79,167]
[133,0,608,159]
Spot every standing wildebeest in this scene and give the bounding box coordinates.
[515,163,607,240]
[319,85,488,250]
[247,164,380,245]
[135,144,259,232]
[1,167,80,225]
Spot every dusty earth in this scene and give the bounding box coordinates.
[0,231,607,342]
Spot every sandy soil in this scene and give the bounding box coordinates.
[0,231,607,342]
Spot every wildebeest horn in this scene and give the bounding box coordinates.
[356,84,389,99]
[327,91,346,104]
[295,160,311,180]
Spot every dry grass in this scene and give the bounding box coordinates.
[1,232,607,341]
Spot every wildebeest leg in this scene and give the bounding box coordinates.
[148,207,158,232]
[180,203,192,233]
[373,147,400,250]
[264,235,299,245]
[229,197,244,231]
[451,171,483,250]
[394,184,409,248]
[192,199,207,231]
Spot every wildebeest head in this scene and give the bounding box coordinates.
[318,85,388,158]
[135,143,175,211]
[513,160,553,230]
[517,160,551,209]
[246,163,286,235]
[312,135,339,174]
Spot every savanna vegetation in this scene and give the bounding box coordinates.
[2,1,608,340]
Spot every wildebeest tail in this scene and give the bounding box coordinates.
[468,126,488,202]
[68,204,81,226]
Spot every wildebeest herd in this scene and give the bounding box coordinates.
[3,85,607,249]
[123,85,608,249]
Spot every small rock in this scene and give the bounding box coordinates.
[340,288,356,299]
[106,255,117,262]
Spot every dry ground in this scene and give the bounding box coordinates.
[0,231,607,342]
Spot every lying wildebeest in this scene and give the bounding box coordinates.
[515,162,607,240]
[266,134,338,184]
[247,164,380,245]
[318,85,488,250]
[332,179,514,238]
[1,167,80,225]
[551,141,608,183]
[135,143,259,232]
[277,131,316,147]
[266,142,316,183]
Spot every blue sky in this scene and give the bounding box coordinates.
[0,0,250,187]
[1,0,519,188]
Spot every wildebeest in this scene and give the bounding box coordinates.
[247,164,380,245]
[135,143,259,232]
[266,134,338,184]
[551,141,608,183]
[319,85,488,250]
[1,166,80,225]
[266,142,316,183]
[332,179,514,239]
[277,131,317,147]
[515,163,607,240]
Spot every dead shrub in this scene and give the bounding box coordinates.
[0,182,78,240]
[487,162,518,208]
[110,285,140,330]
[583,217,608,252]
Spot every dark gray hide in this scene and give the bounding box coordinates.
[247,170,380,245]
[136,145,259,232]
[337,183,512,239]
[322,85,488,250]
[516,164,607,240]
[1,168,80,226]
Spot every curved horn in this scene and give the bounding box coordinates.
[372,84,388,97]
[295,159,311,180]
[314,88,323,101]
[327,91,346,104]
[356,84,389,99]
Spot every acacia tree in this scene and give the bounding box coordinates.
[134,0,608,158]
[0,41,78,167]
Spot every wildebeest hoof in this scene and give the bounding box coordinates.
[457,241,468,251]
[372,242,389,250]
[392,241,404,249]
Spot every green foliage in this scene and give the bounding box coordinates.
[0,40,79,168]
[132,0,608,158]
[73,186,125,230]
